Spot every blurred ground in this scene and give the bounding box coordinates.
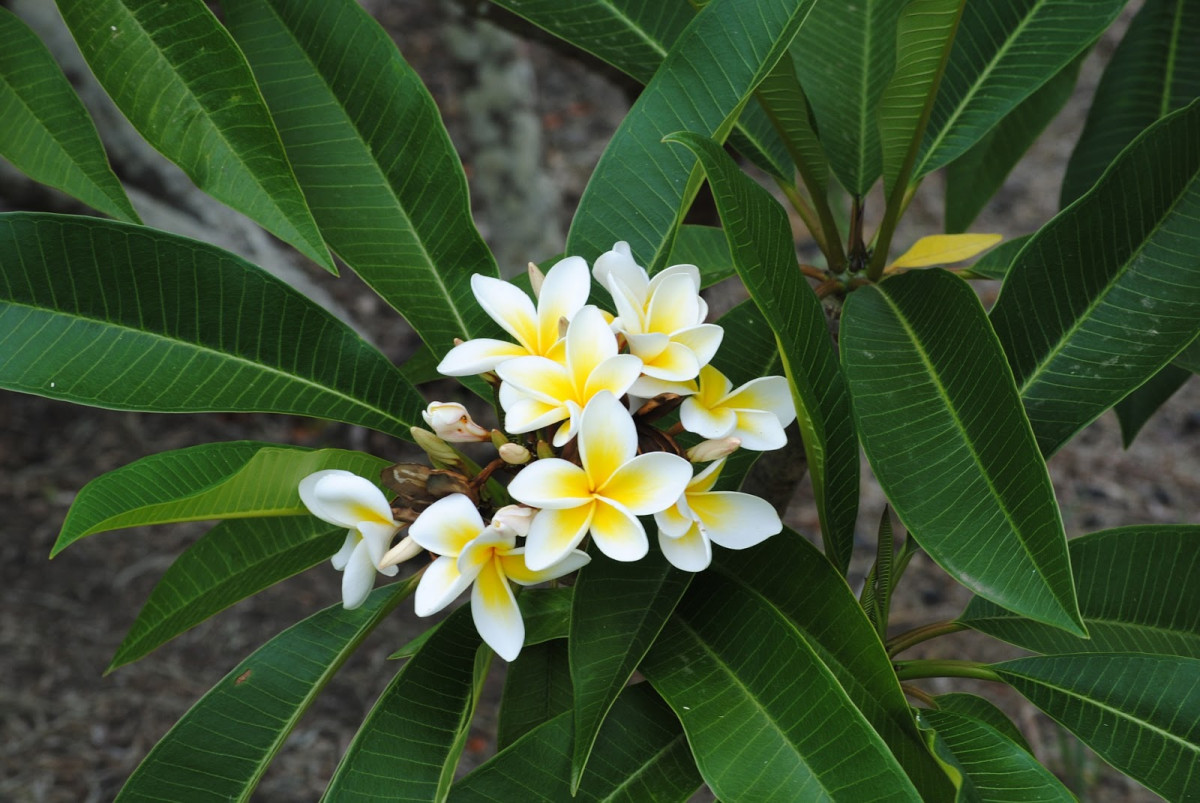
[2,1,1196,801]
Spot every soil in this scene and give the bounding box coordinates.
[2,2,1195,801]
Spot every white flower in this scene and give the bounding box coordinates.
[593,241,723,391]
[421,401,490,443]
[436,256,590,376]
[679,364,796,450]
[507,391,693,570]
[299,470,404,610]
[497,306,642,446]
[409,494,588,661]
[654,458,782,572]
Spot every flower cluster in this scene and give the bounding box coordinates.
[300,242,795,660]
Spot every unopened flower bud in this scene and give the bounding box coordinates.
[490,504,534,538]
[527,261,545,297]
[410,427,466,471]
[379,534,423,569]
[536,440,556,460]
[422,401,490,443]
[499,442,531,465]
[490,429,509,451]
[686,437,741,463]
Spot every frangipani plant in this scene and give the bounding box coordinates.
[3,1,1199,801]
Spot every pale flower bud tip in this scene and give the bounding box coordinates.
[491,504,534,537]
[687,437,741,462]
[527,261,545,297]
[499,442,531,465]
[422,401,490,443]
[379,535,422,569]
[411,427,464,469]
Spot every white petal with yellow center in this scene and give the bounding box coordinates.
[645,272,703,335]
[414,554,477,616]
[725,375,796,426]
[732,409,788,451]
[524,503,596,571]
[299,470,397,530]
[435,338,529,376]
[472,556,524,661]
[680,398,738,439]
[599,452,693,515]
[472,274,539,351]
[590,498,649,562]
[507,458,594,509]
[409,493,486,557]
[576,390,638,485]
[688,489,782,549]
[657,521,712,572]
[534,256,590,353]
[341,540,381,609]
[500,547,590,586]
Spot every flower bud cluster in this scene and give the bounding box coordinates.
[300,241,795,660]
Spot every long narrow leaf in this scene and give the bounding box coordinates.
[495,639,572,750]
[55,0,331,270]
[0,214,424,438]
[1115,364,1193,446]
[0,8,138,223]
[842,268,1084,635]
[222,0,500,357]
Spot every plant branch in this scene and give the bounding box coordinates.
[894,659,1001,683]
[887,620,967,657]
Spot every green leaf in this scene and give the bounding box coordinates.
[54,442,388,554]
[755,51,830,192]
[569,545,690,791]
[1175,333,1200,373]
[792,0,908,194]
[1061,0,1200,206]
[995,654,1200,801]
[0,214,424,438]
[0,8,138,223]
[920,709,1075,802]
[667,225,735,288]
[961,525,1200,658]
[1115,363,1192,446]
[496,639,572,750]
[878,0,964,198]
[716,532,956,800]
[945,57,1081,233]
[668,130,859,572]
[959,234,1030,280]
[842,268,1084,635]
[114,580,414,802]
[55,0,331,270]
[455,684,701,802]
[642,572,924,802]
[933,693,1032,753]
[913,0,1126,181]
[323,605,488,802]
[990,99,1200,456]
[222,0,500,358]
[111,516,343,670]
[566,0,818,268]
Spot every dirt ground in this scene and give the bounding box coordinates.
[2,2,1196,801]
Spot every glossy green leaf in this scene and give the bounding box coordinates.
[921,709,1075,802]
[54,442,388,554]
[0,214,424,438]
[569,545,690,791]
[115,580,414,802]
[878,0,964,197]
[995,654,1200,801]
[990,99,1200,456]
[323,605,487,802]
[222,0,500,358]
[842,268,1084,635]
[1115,363,1192,446]
[669,130,859,572]
[111,516,343,670]
[716,532,956,800]
[0,8,138,223]
[496,639,572,750]
[667,225,735,288]
[755,51,830,192]
[55,0,331,270]
[1061,0,1200,206]
[792,0,907,194]
[934,693,1032,753]
[959,234,1029,280]
[961,525,1200,658]
[913,0,1125,180]
[566,0,818,267]
[945,57,1081,233]
[455,683,701,802]
[642,572,924,801]
[1175,334,1200,373]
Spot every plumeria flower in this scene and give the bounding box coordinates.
[654,457,783,571]
[507,391,693,570]
[497,306,643,446]
[409,494,589,661]
[436,255,590,376]
[299,470,406,610]
[680,364,797,450]
[593,241,723,391]
[422,401,490,443]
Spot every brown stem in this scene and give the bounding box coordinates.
[900,683,937,708]
[800,264,828,281]
[815,278,843,299]
[470,458,507,489]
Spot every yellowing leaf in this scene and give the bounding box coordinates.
[888,233,1003,270]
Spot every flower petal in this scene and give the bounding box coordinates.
[646,272,702,334]
[472,274,539,351]
[565,306,619,383]
[472,556,524,661]
[500,547,590,586]
[680,396,737,439]
[696,364,733,406]
[414,554,474,616]
[689,490,782,549]
[330,531,357,571]
[435,338,528,376]
[507,458,593,509]
[503,394,567,435]
[658,522,712,572]
[653,499,695,539]
[672,324,724,368]
[408,493,485,556]
[536,256,590,353]
[593,241,649,302]
[497,356,574,406]
[732,409,789,451]
[726,375,796,426]
[600,452,693,515]
[648,263,701,294]
[577,391,637,486]
[299,470,396,529]
[590,499,648,562]
[524,502,595,571]
[625,331,671,361]
[582,354,643,401]
[629,375,697,399]
[359,519,401,569]
[341,541,377,610]
[639,341,700,382]
[688,457,725,494]
[457,527,515,577]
